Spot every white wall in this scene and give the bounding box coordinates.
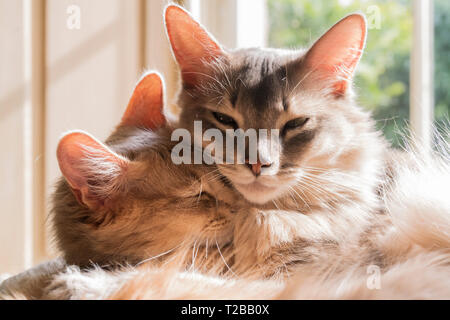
[0,0,31,274]
[45,0,144,257]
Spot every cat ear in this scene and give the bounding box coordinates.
[57,131,129,210]
[164,4,225,87]
[304,14,367,96]
[121,72,166,130]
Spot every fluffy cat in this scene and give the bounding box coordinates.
[51,72,243,268]
[2,4,450,300]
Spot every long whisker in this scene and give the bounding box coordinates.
[136,243,183,267]
[215,237,236,277]
[288,69,315,98]
[289,186,311,211]
[272,199,281,210]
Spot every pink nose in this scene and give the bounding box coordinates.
[251,161,262,176]
[246,159,272,177]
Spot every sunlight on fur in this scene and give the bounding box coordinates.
[1,5,449,300]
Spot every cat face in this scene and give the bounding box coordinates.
[165,5,377,205]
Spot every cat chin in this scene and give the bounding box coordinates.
[233,181,284,205]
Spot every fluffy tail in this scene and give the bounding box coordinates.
[384,127,450,249]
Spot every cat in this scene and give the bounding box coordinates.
[1,71,244,299]
[51,72,244,269]
[2,4,450,300]
[149,3,450,281]
[149,5,395,278]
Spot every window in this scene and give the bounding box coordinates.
[435,0,450,139]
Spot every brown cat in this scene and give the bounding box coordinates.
[51,72,244,270]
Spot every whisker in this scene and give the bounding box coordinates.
[215,237,236,277]
[136,243,183,267]
[288,69,315,97]
[289,186,311,211]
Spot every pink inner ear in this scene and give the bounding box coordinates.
[165,5,224,85]
[121,73,166,130]
[305,14,367,94]
[57,132,125,192]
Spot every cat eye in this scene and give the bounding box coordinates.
[282,117,310,135]
[212,112,238,129]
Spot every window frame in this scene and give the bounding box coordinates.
[411,0,434,148]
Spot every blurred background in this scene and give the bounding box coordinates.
[0,0,448,274]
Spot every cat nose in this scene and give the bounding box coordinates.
[246,159,272,177]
